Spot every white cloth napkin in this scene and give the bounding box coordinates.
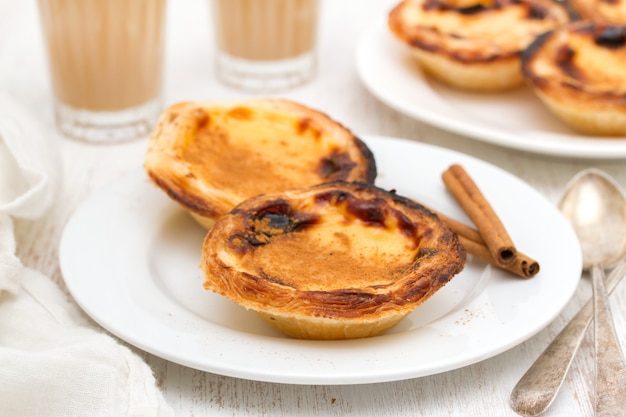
[0,93,173,417]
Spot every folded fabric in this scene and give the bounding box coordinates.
[0,96,58,220]
[0,92,173,417]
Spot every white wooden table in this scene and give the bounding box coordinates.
[4,1,625,416]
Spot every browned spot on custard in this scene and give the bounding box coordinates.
[312,186,419,239]
[525,1,550,19]
[192,108,210,130]
[297,117,323,139]
[422,0,495,13]
[317,151,357,180]
[230,199,320,251]
[555,45,581,81]
[313,189,351,208]
[594,26,626,48]
[422,0,549,17]
[344,195,386,226]
[227,106,254,120]
[395,210,420,239]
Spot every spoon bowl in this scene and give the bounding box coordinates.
[558,169,626,269]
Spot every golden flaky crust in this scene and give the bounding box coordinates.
[388,0,569,91]
[569,0,626,25]
[201,181,466,340]
[144,99,377,228]
[522,23,626,135]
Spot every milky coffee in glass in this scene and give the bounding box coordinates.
[38,0,167,143]
[212,0,320,91]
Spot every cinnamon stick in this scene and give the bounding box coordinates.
[436,211,540,279]
[442,164,517,267]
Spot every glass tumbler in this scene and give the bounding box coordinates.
[211,0,320,92]
[38,0,167,143]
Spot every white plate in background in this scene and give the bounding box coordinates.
[356,24,626,159]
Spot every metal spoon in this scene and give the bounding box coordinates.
[510,169,626,416]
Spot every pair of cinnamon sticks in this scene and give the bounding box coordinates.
[438,164,540,279]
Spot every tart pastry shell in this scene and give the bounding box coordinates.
[145,99,377,227]
[388,0,569,91]
[522,23,626,135]
[200,181,467,339]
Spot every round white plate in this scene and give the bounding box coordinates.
[356,24,626,159]
[59,135,582,385]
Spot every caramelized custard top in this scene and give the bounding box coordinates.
[144,99,376,221]
[523,23,626,95]
[226,189,422,292]
[182,106,358,198]
[201,181,467,319]
[389,0,569,61]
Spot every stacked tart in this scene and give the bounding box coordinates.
[145,99,376,228]
[388,0,570,91]
[200,181,466,340]
[522,23,626,135]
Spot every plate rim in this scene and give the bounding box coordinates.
[59,135,583,385]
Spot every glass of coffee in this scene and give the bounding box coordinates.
[38,0,167,143]
[211,0,320,92]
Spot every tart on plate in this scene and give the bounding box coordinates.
[388,0,570,91]
[522,23,626,135]
[144,99,377,228]
[200,181,467,340]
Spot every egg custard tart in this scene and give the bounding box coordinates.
[388,0,570,91]
[522,23,626,135]
[144,99,377,228]
[200,181,467,340]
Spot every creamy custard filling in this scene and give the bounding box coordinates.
[566,32,626,93]
[144,99,377,224]
[223,192,422,292]
[418,6,552,46]
[528,27,626,94]
[397,0,567,56]
[182,106,355,199]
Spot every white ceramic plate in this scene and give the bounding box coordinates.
[356,24,626,159]
[59,135,582,385]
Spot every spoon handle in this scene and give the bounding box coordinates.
[590,264,626,417]
[509,259,626,417]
